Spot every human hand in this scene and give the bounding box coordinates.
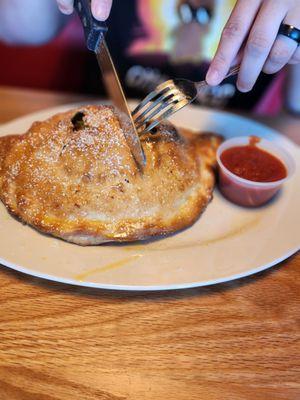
[56,0,112,21]
[206,0,300,92]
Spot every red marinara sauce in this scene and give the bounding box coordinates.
[220,139,287,183]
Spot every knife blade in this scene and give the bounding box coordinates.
[74,0,145,169]
[96,41,146,168]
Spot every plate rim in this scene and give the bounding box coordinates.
[1,246,298,291]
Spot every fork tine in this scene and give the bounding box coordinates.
[137,96,188,130]
[133,90,186,126]
[132,80,175,116]
[133,90,176,125]
[142,99,190,134]
[134,94,187,131]
[136,100,186,134]
[131,91,163,117]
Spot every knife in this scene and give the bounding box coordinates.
[74,0,145,169]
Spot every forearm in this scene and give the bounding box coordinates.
[0,0,67,45]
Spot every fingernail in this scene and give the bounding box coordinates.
[93,0,110,21]
[57,2,73,14]
[206,69,221,86]
[237,82,252,93]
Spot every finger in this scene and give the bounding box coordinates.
[263,35,297,74]
[282,9,300,65]
[91,0,113,21]
[289,46,300,64]
[57,0,74,15]
[237,0,288,92]
[206,0,262,85]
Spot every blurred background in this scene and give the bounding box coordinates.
[0,0,289,115]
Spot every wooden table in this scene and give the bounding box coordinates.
[0,86,299,400]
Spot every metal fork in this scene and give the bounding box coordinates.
[132,65,240,135]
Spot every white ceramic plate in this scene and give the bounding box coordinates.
[0,103,299,291]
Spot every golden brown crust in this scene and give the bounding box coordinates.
[0,105,222,245]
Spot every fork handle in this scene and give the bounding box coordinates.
[74,0,108,52]
[225,65,240,79]
[197,65,240,91]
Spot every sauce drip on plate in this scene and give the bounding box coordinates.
[221,139,287,182]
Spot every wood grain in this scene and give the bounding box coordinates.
[0,86,299,400]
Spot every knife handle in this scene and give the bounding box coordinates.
[74,0,108,52]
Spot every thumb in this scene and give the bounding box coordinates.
[91,0,113,21]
